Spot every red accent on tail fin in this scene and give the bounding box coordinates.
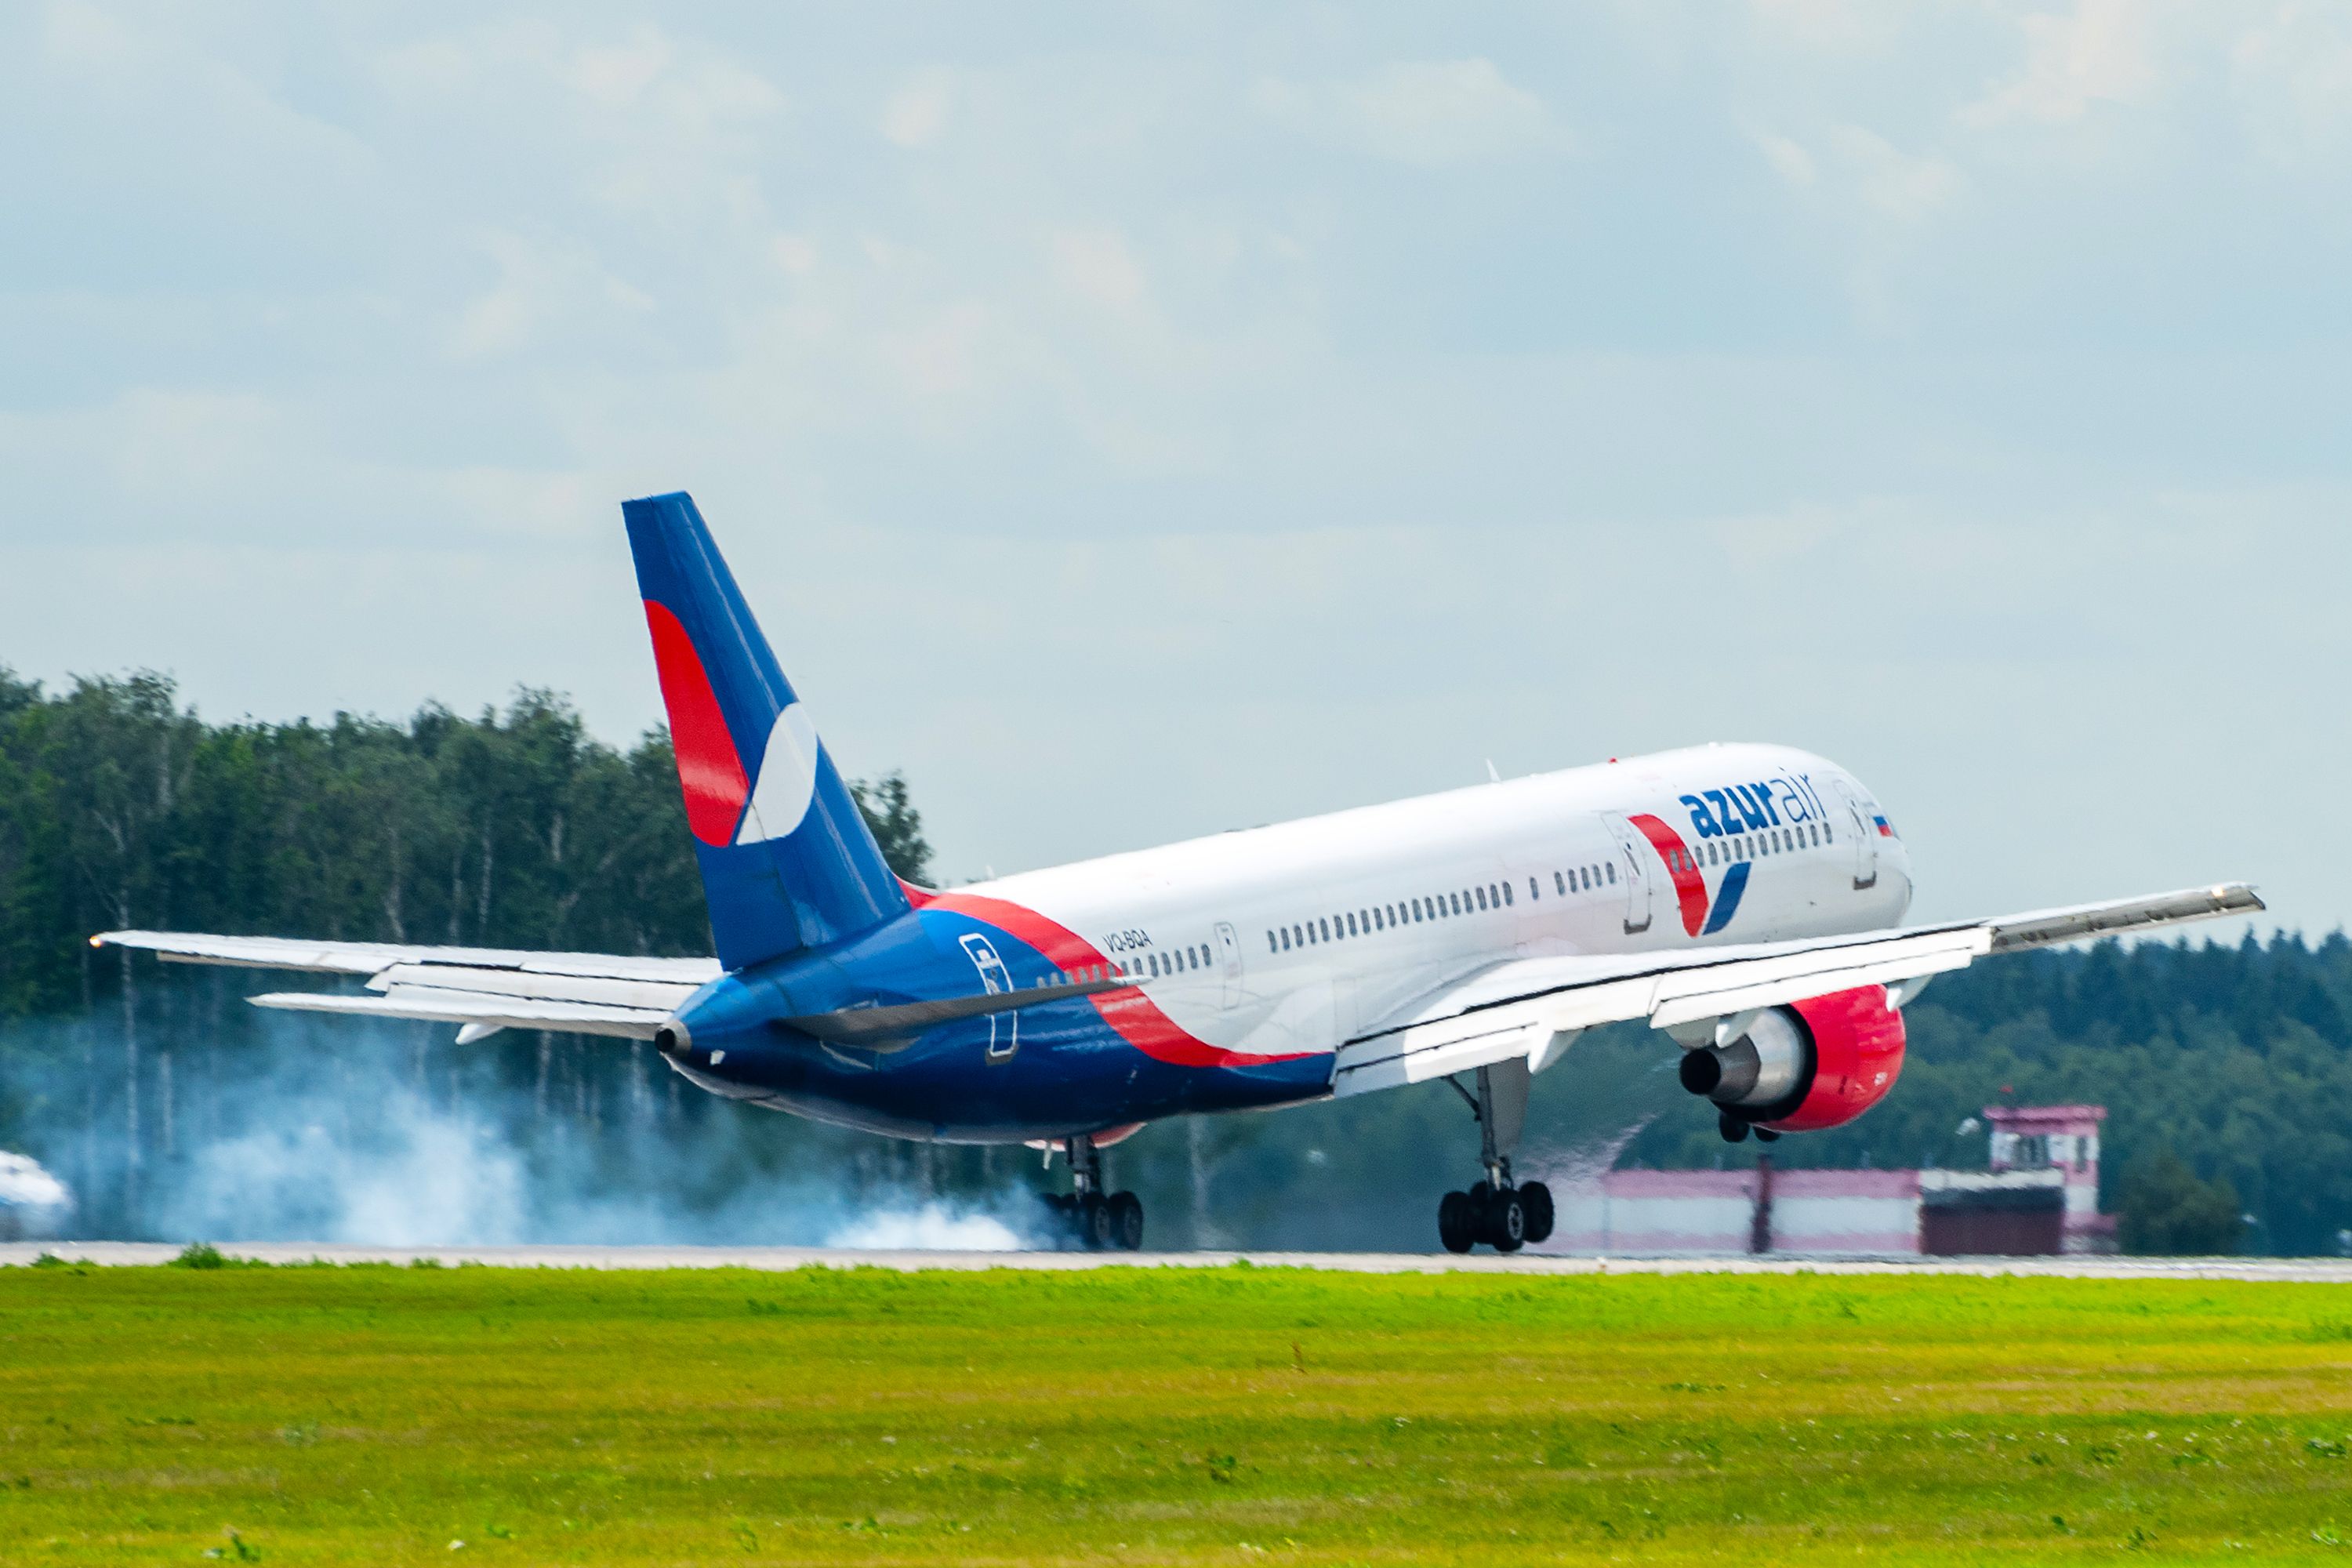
[643,600,749,846]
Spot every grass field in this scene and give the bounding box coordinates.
[4,1260,2352,1563]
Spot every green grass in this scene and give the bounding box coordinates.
[4,1261,2352,1563]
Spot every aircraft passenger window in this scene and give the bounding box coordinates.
[1507,881,1517,906]
[1824,821,1834,842]
[1345,913,1356,937]
[1474,887,1486,911]
[1452,892,1464,915]
[1606,863,1617,884]
[1319,918,1330,942]
[1149,953,1161,978]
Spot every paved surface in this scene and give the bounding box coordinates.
[6,1241,2352,1280]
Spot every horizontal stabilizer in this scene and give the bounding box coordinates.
[250,986,668,1040]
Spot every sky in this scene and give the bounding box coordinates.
[3,2,2350,930]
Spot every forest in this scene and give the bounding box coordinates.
[0,670,2339,1253]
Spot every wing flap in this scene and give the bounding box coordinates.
[1986,884,2262,953]
[250,985,668,1040]
[368,963,702,1013]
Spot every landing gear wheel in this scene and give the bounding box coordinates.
[1078,1193,1114,1249]
[1518,1181,1555,1244]
[1437,1190,1475,1254]
[1106,1191,1144,1250]
[1719,1110,1752,1144]
[1483,1188,1527,1253]
[1753,1127,1782,1144]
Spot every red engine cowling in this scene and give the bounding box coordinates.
[1675,985,1907,1134]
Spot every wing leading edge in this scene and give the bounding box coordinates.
[1331,882,2264,1098]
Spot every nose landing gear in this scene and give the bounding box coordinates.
[1041,1133,1145,1250]
[1435,1061,1555,1255]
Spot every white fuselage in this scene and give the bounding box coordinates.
[965,742,1914,1058]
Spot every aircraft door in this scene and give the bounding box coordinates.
[1834,780,1879,891]
[1214,921,1244,1008]
[1605,817,1653,935]
[959,932,1019,1062]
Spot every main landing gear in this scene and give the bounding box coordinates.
[1040,1133,1145,1250]
[1436,1060,1555,1254]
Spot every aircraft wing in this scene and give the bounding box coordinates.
[1331,882,2263,1098]
[88,930,1131,1047]
[92,931,723,1042]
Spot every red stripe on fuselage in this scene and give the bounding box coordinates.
[1627,812,1710,938]
[642,601,749,846]
[924,891,1318,1069]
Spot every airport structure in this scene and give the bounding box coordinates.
[1544,1104,2112,1257]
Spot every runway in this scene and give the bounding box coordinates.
[7,1241,2352,1280]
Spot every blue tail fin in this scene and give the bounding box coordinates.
[623,492,906,971]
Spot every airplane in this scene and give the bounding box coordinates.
[96,492,2264,1254]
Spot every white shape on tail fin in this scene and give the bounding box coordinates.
[735,702,823,846]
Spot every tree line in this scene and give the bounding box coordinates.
[0,668,2341,1252]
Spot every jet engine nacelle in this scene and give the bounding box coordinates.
[1675,985,1906,1134]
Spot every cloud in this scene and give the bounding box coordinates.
[1049,228,1147,310]
[880,67,955,148]
[1753,130,1819,187]
[1961,0,2161,128]
[2231,3,2352,161]
[448,230,655,361]
[1751,124,1958,223]
[1828,125,1961,223]
[1254,59,1569,167]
